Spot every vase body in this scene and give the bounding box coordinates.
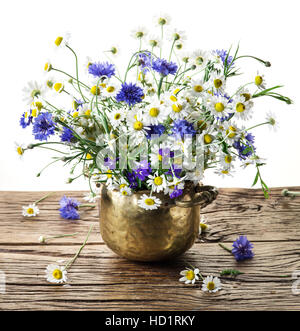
[98,184,201,262]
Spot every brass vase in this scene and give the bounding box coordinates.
[99,183,218,262]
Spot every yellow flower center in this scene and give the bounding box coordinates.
[158,17,167,25]
[204,134,213,144]
[154,176,163,186]
[158,154,163,161]
[136,31,144,38]
[53,83,63,93]
[85,109,91,116]
[221,170,229,174]
[17,147,23,155]
[173,33,180,41]
[44,62,52,72]
[31,89,41,98]
[31,108,38,117]
[86,153,93,159]
[144,198,155,205]
[27,208,34,215]
[90,86,101,95]
[54,37,63,47]
[170,95,177,102]
[255,75,263,86]
[120,184,126,189]
[214,79,223,89]
[236,102,246,113]
[172,104,183,113]
[106,86,115,93]
[207,281,215,291]
[195,56,204,65]
[173,88,180,95]
[46,80,53,88]
[73,112,79,118]
[114,113,121,120]
[226,126,236,138]
[193,85,203,93]
[133,121,143,130]
[111,47,118,54]
[200,223,208,231]
[225,155,232,163]
[186,270,195,280]
[52,269,63,280]
[149,107,159,117]
[215,102,225,112]
[241,93,251,101]
[33,101,43,111]
[122,190,128,196]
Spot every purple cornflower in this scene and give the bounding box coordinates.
[59,196,80,220]
[20,111,33,128]
[171,119,196,139]
[232,236,254,261]
[214,49,234,67]
[60,127,74,142]
[137,52,153,73]
[133,160,151,181]
[145,124,166,139]
[126,171,138,189]
[233,132,256,160]
[152,58,178,76]
[116,82,144,106]
[32,112,56,141]
[170,186,183,199]
[165,165,182,178]
[88,61,115,78]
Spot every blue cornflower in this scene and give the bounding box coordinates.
[233,132,256,160]
[32,112,56,141]
[126,171,138,189]
[232,236,254,261]
[60,127,74,142]
[59,195,80,220]
[170,187,183,199]
[145,124,166,139]
[138,52,153,74]
[171,119,196,139]
[88,61,115,78]
[214,49,234,67]
[20,111,33,128]
[165,165,181,178]
[133,160,152,181]
[116,82,144,106]
[152,58,178,76]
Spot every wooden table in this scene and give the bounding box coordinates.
[0,187,300,311]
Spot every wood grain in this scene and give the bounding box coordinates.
[0,187,300,310]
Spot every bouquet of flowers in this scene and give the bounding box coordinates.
[18,14,291,210]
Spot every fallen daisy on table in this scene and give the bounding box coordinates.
[202,275,222,293]
[199,215,209,235]
[22,192,53,218]
[179,268,200,284]
[45,225,93,284]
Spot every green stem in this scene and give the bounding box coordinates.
[52,67,90,89]
[64,225,94,271]
[34,192,54,205]
[246,122,269,131]
[218,243,232,254]
[78,204,96,208]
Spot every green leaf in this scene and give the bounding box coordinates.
[220,269,244,277]
[252,170,259,187]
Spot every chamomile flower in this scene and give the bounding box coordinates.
[153,13,172,26]
[215,167,234,178]
[254,71,266,90]
[147,172,167,193]
[199,216,209,234]
[179,268,200,284]
[190,49,209,68]
[46,264,67,284]
[147,35,162,48]
[189,78,207,98]
[210,95,230,117]
[202,275,221,293]
[219,152,235,168]
[107,44,121,57]
[137,194,161,210]
[109,108,126,129]
[209,73,226,93]
[54,32,71,49]
[233,95,254,120]
[126,109,149,144]
[84,56,94,73]
[102,81,120,98]
[131,26,148,39]
[237,87,252,102]
[143,98,168,125]
[53,82,64,93]
[44,61,52,73]
[224,122,241,141]
[265,111,279,131]
[167,28,187,42]
[83,190,100,203]
[120,186,132,197]
[22,81,45,105]
[22,204,40,217]
[164,94,190,120]
[15,142,25,157]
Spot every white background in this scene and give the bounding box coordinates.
[0,0,299,191]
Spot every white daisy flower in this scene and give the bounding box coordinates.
[137,194,161,210]
[209,95,230,117]
[265,111,279,131]
[232,95,254,120]
[189,78,207,98]
[43,61,52,73]
[102,82,120,98]
[109,108,126,129]
[241,155,266,169]
[165,177,185,195]
[153,13,172,26]
[84,56,94,73]
[107,44,121,58]
[147,35,162,48]
[199,216,209,234]
[223,122,241,141]
[179,268,200,284]
[202,275,222,293]
[15,142,25,158]
[119,186,132,197]
[126,108,149,145]
[45,264,67,284]
[53,82,64,93]
[215,167,234,178]
[147,172,167,193]
[237,87,252,102]
[254,71,266,90]
[167,28,187,42]
[131,26,148,39]
[219,152,235,168]
[190,49,209,68]
[22,81,45,105]
[209,73,226,93]
[38,235,46,243]
[210,50,225,70]
[185,168,204,184]
[22,204,40,217]
[54,32,71,49]
[167,96,191,121]
[143,99,168,125]
[83,190,100,203]
[174,40,185,51]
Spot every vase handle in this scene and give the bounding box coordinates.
[175,184,218,208]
